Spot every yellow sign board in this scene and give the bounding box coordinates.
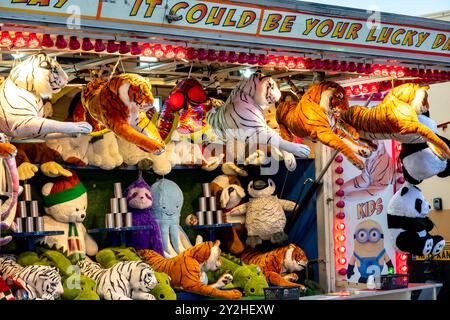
[414,249,450,261]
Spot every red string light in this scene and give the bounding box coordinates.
[0,31,12,46]
[13,32,26,48]
[27,33,40,48]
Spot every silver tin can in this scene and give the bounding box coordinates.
[24,184,32,201]
[110,198,119,213]
[125,212,133,227]
[119,198,128,213]
[114,212,123,228]
[114,182,122,198]
[206,211,214,225]
[14,218,23,233]
[198,197,208,212]
[216,210,223,224]
[36,217,44,231]
[25,217,34,232]
[105,213,114,228]
[202,183,211,197]
[19,201,27,218]
[30,201,39,217]
[208,197,217,211]
[196,211,205,225]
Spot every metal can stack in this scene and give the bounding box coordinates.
[15,184,46,233]
[194,182,224,225]
[105,182,133,229]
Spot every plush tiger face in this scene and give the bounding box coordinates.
[34,266,64,299]
[307,81,348,116]
[116,74,155,113]
[389,83,430,115]
[243,71,281,109]
[283,244,308,273]
[9,53,68,99]
[129,261,158,293]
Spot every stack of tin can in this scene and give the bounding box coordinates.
[104,182,133,228]
[14,184,44,233]
[196,183,223,225]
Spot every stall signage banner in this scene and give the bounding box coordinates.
[0,0,449,58]
[414,249,450,261]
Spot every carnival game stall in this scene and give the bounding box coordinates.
[0,0,448,300]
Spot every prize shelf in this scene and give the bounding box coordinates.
[183,223,241,241]
[88,225,152,246]
[9,230,64,250]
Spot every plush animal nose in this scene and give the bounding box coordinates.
[80,214,85,219]
[140,196,144,199]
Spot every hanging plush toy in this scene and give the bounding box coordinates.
[229,178,296,248]
[0,53,92,139]
[138,240,242,299]
[150,179,193,256]
[82,74,165,154]
[38,172,98,261]
[387,183,445,256]
[241,243,308,288]
[276,81,374,170]
[338,83,450,160]
[399,112,450,185]
[206,71,310,164]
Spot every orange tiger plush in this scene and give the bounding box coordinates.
[241,243,308,288]
[276,81,373,170]
[339,83,450,160]
[138,240,242,299]
[82,74,165,154]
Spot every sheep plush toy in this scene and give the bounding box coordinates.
[387,183,445,256]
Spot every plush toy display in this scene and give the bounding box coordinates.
[229,178,296,248]
[0,255,64,300]
[78,258,157,300]
[138,240,242,299]
[399,113,450,185]
[206,71,310,164]
[387,183,445,256]
[150,179,193,256]
[120,177,164,254]
[0,53,92,139]
[81,74,165,154]
[276,81,373,170]
[338,83,450,160]
[241,243,308,288]
[152,271,177,300]
[38,172,98,261]
[86,132,123,170]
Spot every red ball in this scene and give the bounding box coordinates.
[397,176,405,184]
[335,166,344,174]
[335,155,344,163]
[335,189,345,197]
[336,200,345,208]
[338,268,347,276]
[335,178,344,186]
[336,212,345,219]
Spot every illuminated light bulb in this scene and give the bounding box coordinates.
[94,39,106,52]
[397,176,405,184]
[106,40,119,53]
[41,34,53,48]
[338,257,347,265]
[335,178,344,185]
[118,41,130,54]
[345,87,353,96]
[335,155,343,163]
[27,33,40,48]
[154,44,164,58]
[335,189,345,197]
[352,85,361,95]
[248,53,258,65]
[82,38,94,51]
[336,212,345,219]
[267,55,276,67]
[335,166,344,174]
[337,246,346,253]
[69,36,80,50]
[258,54,268,66]
[277,56,286,68]
[13,32,26,47]
[336,223,346,231]
[369,83,379,93]
[372,64,381,76]
[389,66,397,77]
[331,60,340,71]
[207,49,217,62]
[164,45,175,59]
[186,47,197,60]
[397,67,405,78]
[400,254,408,261]
[55,35,68,49]
[238,52,248,64]
[175,47,186,60]
[338,268,347,275]
[361,84,369,94]
[142,43,153,56]
[348,61,357,72]
[400,265,408,273]
[130,42,141,55]
[336,200,345,208]
[296,57,306,69]
[227,51,238,63]
[381,65,389,77]
[337,234,346,242]
[396,144,402,151]
[0,31,12,46]
[286,57,296,69]
[218,50,228,62]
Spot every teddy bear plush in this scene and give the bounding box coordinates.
[229,178,296,248]
[38,172,98,262]
[387,182,445,256]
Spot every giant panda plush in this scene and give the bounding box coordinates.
[387,182,445,256]
[400,112,450,185]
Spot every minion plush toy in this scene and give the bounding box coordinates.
[347,220,393,283]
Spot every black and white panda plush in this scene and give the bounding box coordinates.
[387,182,445,256]
[400,112,450,185]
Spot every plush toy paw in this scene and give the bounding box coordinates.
[18,162,38,180]
[215,273,234,288]
[244,150,267,166]
[283,273,299,282]
[357,145,373,158]
[423,237,434,256]
[246,236,263,248]
[282,151,297,171]
[40,162,72,178]
[222,162,248,176]
[202,154,224,171]
[431,236,445,256]
[291,143,310,159]
[271,231,288,244]
[227,289,243,299]
[69,122,93,135]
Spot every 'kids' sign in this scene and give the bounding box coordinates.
[1,0,449,59]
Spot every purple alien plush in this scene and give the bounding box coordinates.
[123,177,164,254]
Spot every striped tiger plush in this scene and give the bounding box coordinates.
[78,258,157,300]
[206,71,310,163]
[338,83,450,160]
[82,74,165,154]
[0,255,63,300]
[276,81,373,170]
[138,240,242,299]
[241,243,308,288]
[0,53,92,139]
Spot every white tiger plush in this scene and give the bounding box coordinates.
[0,53,92,139]
[78,258,157,300]
[0,255,63,300]
[206,71,310,165]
